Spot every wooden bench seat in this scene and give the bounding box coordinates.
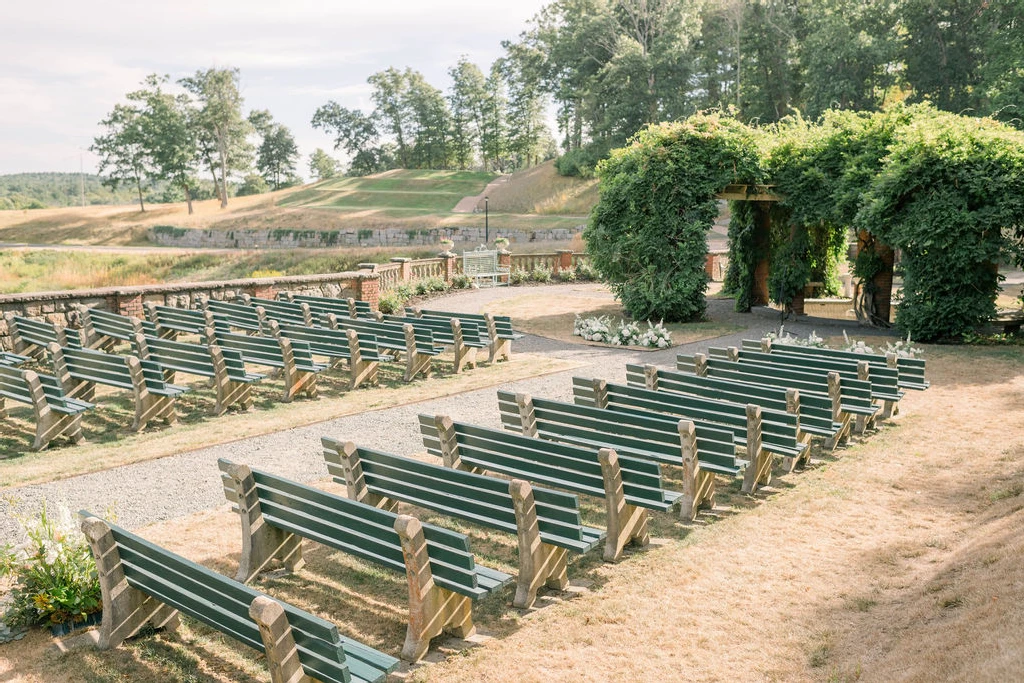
[209,325,325,401]
[1,351,30,366]
[703,347,880,433]
[626,363,842,446]
[77,512,398,683]
[757,337,929,391]
[280,293,354,324]
[77,306,157,351]
[205,299,266,333]
[272,323,380,390]
[322,438,603,608]
[218,460,512,662]
[739,340,904,417]
[241,294,313,327]
[411,307,521,362]
[49,344,187,431]
[323,314,441,382]
[572,375,808,471]
[133,334,263,414]
[5,313,82,358]
[419,412,678,562]
[377,313,486,373]
[144,303,215,340]
[0,364,92,450]
[497,390,744,520]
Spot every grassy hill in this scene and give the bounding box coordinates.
[0,168,597,247]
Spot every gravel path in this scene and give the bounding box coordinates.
[0,284,878,543]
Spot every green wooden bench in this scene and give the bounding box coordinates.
[241,294,313,327]
[49,343,187,431]
[324,314,441,382]
[705,347,880,434]
[497,390,743,520]
[739,340,904,418]
[0,364,92,450]
[1,351,30,366]
[572,375,807,472]
[5,313,82,358]
[322,438,603,609]
[462,246,509,287]
[626,363,843,448]
[205,298,266,333]
[752,336,928,392]
[280,293,356,324]
[677,353,856,448]
[419,412,678,562]
[133,334,263,415]
[218,460,512,662]
[376,313,487,373]
[77,512,398,683]
[411,307,521,362]
[271,323,380,390]
[77,306,158,351]
[209,324,325,401]
[144,303,215,340]
[347,297,375,318]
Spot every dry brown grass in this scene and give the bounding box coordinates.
[3,345,1023,683]
[482,284,744,348]
[467,161,598,216]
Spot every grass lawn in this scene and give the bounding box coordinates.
[3,344,1023,682]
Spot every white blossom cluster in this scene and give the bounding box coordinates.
[574,316,673,348]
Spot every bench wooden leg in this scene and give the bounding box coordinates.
[880,400,899,419]
[488,338,511,364]
[742,405,771,493]
[133,392,176,431]
[80,517,180,650]
[282,369,318,402]
[0,395,6,420]
[599,449,650,562]
[249,596,315,683]
[509,479,570,608]
[34,412,84,451]
[220,461,305,582]
[678,420,716,521]
[345,329,378,390]
[403,352,432,382]
[212,379,253,416]
[452,342,477,374]
[395,515,475,662]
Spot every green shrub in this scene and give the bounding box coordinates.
[574,261,599,281]
[378,290,407,314]
[450,273,473,289]
[555,140,613,178]
[0,503,102,629]
[509,269,530,285]
[529,266,553,283]
[559,268,577,282]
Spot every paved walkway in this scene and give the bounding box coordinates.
[0,285,878,543]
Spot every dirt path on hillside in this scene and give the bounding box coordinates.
[452,175,512,213]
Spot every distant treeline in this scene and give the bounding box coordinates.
[0,173,217,210]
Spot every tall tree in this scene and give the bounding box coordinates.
[249,110,299,190]
[501,44,550,169]
[448,57,487,169]
[308,148,340,180]
[91,103,151,212]
[368,67,413,167]
[179,67,252,208]
[405,71,452,168]
[479,63,509,171]
[135,75,200,214]
[310,102,383,175]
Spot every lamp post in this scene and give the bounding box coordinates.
[484,196,489,245]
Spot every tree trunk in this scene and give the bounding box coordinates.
[217,138,229,208]
[184,184,194,215]
[134,171,145,213]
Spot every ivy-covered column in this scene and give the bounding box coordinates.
[856,230,894,325]
[750,202,772,306]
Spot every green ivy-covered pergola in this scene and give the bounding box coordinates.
[584,105,1024,342]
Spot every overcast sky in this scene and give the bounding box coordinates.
[0,0,552,176]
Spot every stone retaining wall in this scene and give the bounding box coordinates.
[0,272,374,352]
[148,225,584,249]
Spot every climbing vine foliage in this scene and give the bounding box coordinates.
[585,114,762,322]
[589,104,1024,341]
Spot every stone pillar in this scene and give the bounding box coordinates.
[439,251,457,284]
[705,253,716,280]
[498,249,511,284]
[115,292,144,318]
[390,257,412,283]
[556,249,573,274]
[356,274,380,312]
[790,290,805,316]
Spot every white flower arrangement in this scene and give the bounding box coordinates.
[842,331,923,358]
[574,316,672,348]
[766,325,826,348]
